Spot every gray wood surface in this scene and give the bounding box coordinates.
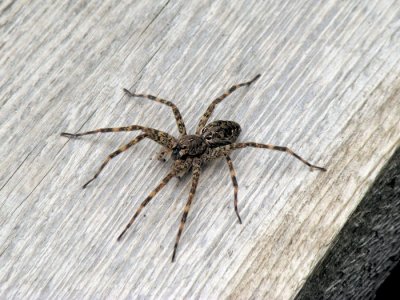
[1,0,399,298]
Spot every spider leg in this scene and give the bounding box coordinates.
[204,142,327,171]
[225,155,242,224]
[82,134,147,188]
[156,148,172,162]
[172,158,202,262]
[61,125,177,149]
[61,125,146,137]
[195,74,261,134]
[123,88,187,136]
[117,170,177,241]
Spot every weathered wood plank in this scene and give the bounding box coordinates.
[1,0,399,298]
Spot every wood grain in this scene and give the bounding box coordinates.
[1,0,399,298]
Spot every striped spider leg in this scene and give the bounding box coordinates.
[172,158,202,262]
[225,154,241,224]
[117,158,193,241]
[123,88,186,161]
[195,73,261,135]
[61,126,177,188]
[203,142,327,171]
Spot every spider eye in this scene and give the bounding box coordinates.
[172,148,180,159]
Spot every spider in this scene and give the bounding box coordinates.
[61,74,326,262]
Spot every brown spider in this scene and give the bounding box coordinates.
[61,74,326,262]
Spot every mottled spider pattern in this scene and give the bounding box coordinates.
[61,74,326,262]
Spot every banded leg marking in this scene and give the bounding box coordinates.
[124,89,187,135]
[117,170,177,241]
[82,134,147,188]
[172,159,202,262]
[205,142,327,171]
[225,155,242,224]
[196,74,261,134]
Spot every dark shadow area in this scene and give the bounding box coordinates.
[375,260,400,300]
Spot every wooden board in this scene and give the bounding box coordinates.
[1,0,399,298]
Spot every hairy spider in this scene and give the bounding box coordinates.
[61,74,326,262]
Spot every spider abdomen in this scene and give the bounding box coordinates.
[201,120,241,147]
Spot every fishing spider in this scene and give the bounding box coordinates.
[61,74,326,262]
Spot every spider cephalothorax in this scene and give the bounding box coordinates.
[61,74,326,262]
[172,135,207,160]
